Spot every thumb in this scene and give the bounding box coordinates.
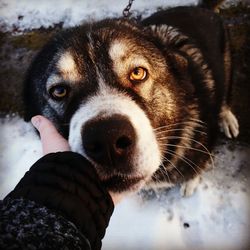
[31,115,70,155]
[109,191,124,205]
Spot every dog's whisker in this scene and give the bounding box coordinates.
[158,134,209,148]
[159,164,171,183]
[155,128,207,136]
[161,143,214,167]
[160,166,169,182]
[151,173,160,184]
[189,118,207,125]
[147,164,169,185]
[162,156,184,177]
[164,149,201,174]
[154,121,205,131]
[161,141,221,171]
[163,136,215,168]
[169,149,203,172]
[158,135,210,151]
[153,121,206,131]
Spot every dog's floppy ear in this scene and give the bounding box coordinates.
[22,35,61,122]
[167,50,188,75]
[144,24,197,95]
[144,24,189,73]
[22,75,36,122]
[22,65,45,122]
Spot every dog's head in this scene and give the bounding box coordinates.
[24,19,197,193]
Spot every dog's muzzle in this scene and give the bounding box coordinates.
[68,92,162,192]
[81,114,136,173]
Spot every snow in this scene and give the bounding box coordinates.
[0,115,249,250]
[0,0,199,32]
[103,140,250,250]
[0,116,42,198]
[0,0,249,249]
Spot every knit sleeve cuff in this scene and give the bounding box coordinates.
[5,152,114,250]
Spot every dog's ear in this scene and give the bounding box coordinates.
[22,35,60,122]
[143,24,189,51]
[22,79,37,122]
[144,24,189,73]
[22,64,40,122]
[167,51,188,75]
[143,23,197,93]
[22,64,47,122]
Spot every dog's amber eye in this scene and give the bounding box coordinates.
[49,85,68,100]
[129,67,147,82]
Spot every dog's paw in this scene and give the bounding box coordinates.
[180,176,201,197]
[219,107,239,139]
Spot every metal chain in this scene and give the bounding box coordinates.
[123,0,135,18]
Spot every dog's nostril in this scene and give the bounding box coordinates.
[116,136,132,150]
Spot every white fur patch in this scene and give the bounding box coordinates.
[68,85,161,184]
[219,106,239,138]
[108,39,151,80]
[109,39,128,61]
[57,51,76,72]
[57,51,80,82]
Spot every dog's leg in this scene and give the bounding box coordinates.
[219,105,239,139]
[218,28,239,139]
[180,175,201,197]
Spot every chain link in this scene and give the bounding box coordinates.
[123,0,135,18]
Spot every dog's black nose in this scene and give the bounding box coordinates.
[81,115,136,168]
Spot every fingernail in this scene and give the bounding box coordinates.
[31,116,41,129]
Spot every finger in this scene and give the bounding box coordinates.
[31,115,70,155]
[109,191,124,205]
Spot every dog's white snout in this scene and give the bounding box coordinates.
[68,91,161,187]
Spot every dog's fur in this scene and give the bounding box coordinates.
[23,7,239,195]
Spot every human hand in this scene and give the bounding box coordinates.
[31,115,70,154]
[31,115,122,204]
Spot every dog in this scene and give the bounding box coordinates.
[23,6,239,196]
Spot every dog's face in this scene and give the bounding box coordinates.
[25,19,197,193]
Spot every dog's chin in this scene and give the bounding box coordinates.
[100,174,145,193]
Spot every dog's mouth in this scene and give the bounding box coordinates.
[101,174,145,192]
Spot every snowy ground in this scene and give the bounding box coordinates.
[0,0,199,32]
[0,115,249,250]
[0,0,243,32]
[103,144,250,250]
[0,0,250,249]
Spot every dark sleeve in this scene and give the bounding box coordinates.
[0,152,114,250]
[0,198,91,250]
